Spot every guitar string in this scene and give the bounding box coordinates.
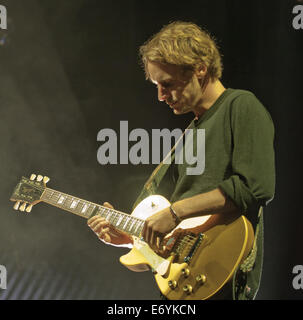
[42,188,145,237]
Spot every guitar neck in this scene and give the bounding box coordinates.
[41,188,144,238]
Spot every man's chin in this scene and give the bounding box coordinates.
[172,106,188,115]
[173,108,183,115]
[170,104,181,113]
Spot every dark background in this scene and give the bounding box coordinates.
[0,0,302,300]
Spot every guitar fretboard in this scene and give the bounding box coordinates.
[41,188,144,238]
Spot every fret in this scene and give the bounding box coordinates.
[116,215,123,227]
[52,192,60,203]
[133,221,140,234]
[131,218,141,234]
[90,204,99,217]
[119,213,127,230]
[76,200,83,212]
[109,209,115,219]
[138,221,145,236]
[134,220,144,236]
[128,219,136,233]
[99,207,107,218]
[52,194,61,205]
[102,208,109,218]
[111,211,119,226]
[119,215,128,231]
[45,190,54,200]
[84,204,94,217]
[50,191,60,203]
[123,216,130,230]
[126,217,134,233]
[134,219,142,233]
[120,214,127,229]
[106,210,114,221]
[64,197,73,209]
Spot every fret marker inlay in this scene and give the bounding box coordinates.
[81,203,88,213]
[57,196,65,204]
[70,200,79,209]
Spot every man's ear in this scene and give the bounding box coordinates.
[195,64,207,79]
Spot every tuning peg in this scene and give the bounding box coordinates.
[19,202,27,212]
[43,176,50,184]
[13,201,21,210]
[30,174,36,181]
[36,175,43,182]
[25,204,33,213]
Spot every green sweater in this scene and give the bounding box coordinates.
[170,88,275,227]
[133,88,275,300]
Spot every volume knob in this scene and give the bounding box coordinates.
[181,268,190,278]
[196,274,207,284]
[168,280,177,289]
[183,284,193,294]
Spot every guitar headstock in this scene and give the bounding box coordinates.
[10,174,50,213]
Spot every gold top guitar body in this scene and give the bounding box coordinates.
[10,174,254,300]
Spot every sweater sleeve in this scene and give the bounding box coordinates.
[218,92,275,212]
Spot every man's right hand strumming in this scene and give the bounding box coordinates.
[87,202,133,248]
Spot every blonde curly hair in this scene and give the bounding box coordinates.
[139,21,223,80]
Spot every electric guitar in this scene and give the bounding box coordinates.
[10,174,254,300]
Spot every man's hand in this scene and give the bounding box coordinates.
[142,207,178,252]
[87,202,133,247]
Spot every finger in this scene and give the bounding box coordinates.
[100,232,111,243]
[87,214,106,225]
[98,227,110,236]
[92,220,109,233]
[156,237,162,250]
[88,217,99,229]
[141,221,147,241]
[97,227,110,242]
[147,225,158,251]
[103,202,114,209]
[87,215,99,225]
[88,217,107,229]
[149,230,156,250]
[150,232,163,252]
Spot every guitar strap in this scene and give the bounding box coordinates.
[232,206,264,300]
[132,122,193,210]
[133,90,245,208]
[240,207,263,273]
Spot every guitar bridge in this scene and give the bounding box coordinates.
[172,232,204,264]
[184,233,204,264]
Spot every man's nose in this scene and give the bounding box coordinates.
[157,85,168,102]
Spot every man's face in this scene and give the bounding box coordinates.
[147,61,204,115]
